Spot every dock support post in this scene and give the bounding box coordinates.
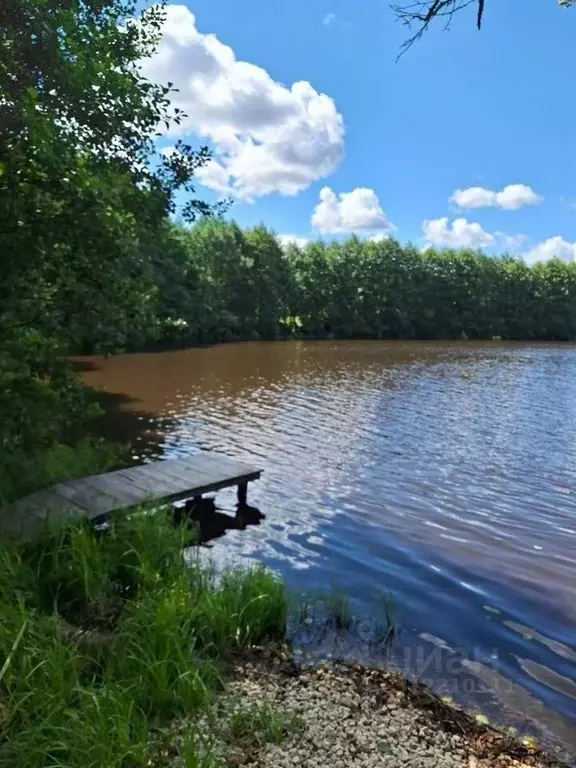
[237,481,248,507]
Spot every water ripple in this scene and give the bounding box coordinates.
[82,341,576,757]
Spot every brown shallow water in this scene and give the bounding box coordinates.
[80,341,576,758]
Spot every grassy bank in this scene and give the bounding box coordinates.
[0,512,287,767]
[0,511,570,768]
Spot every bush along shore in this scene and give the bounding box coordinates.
[0,511,569,768]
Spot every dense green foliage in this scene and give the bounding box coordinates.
[0,514,287,767]
[0,0,220,502]
[150,219,576,347]
[1,0,215,348]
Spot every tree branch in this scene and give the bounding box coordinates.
[391,0,481,57]
[477,0,485,28]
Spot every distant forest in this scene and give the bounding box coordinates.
[121,219,576,352]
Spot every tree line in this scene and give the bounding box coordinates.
[129,219,576,350]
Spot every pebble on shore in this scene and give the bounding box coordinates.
[175,647,569,768]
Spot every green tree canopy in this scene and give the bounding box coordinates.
[0,0,219,349]
[0,0,220,500]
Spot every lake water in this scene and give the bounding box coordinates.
[81,341,576,758]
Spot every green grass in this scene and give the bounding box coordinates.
[108,580,221,719]
[0,510,396,767]
[0,512,287,768]
[187,566,288,655]
[228,702,304,748]
[294,589,397,652]
[178,733,222,768]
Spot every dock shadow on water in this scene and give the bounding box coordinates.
[172,497,266,546]
[80,341,576,761]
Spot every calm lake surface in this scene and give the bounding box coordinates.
[81,341,576,756]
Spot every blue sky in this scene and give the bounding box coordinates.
[143,0,576,261]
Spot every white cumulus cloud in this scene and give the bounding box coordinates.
[524,236,576,264]
[423,217,495,249]
[312,186,395,235]
[450,184,542,210]
[140,5,344,199]
[277,234,309,249]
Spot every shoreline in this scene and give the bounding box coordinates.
[77,338,576,364]
[158,643,572,768]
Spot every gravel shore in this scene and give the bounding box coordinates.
[165,646,569,768]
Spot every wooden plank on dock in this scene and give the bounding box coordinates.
[52,479,121,514]
[0,452,263,539]
[113,468,181,496]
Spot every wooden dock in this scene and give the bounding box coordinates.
[0,452,262,539]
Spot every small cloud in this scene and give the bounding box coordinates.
[450,184,542,211]
[368,233,390,243]
[323,12,336,25]
[312,186,395,235]
[422,217,494,249]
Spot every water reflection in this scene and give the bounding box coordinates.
[172,497,265,546]
[80,341,576,757]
